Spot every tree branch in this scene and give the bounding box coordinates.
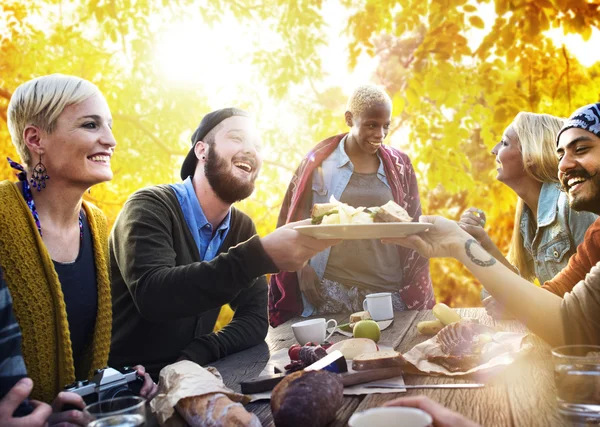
[551,71,565,102]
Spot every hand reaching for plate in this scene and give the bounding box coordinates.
[382,215,470,259]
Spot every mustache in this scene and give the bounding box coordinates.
[560,168,599,191]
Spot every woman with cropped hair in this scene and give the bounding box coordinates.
[268,84,434,326]
[1,74,156,424]
[458,112,597,316]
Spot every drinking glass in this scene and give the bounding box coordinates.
[84,396,146,427]
[552,345,600,424]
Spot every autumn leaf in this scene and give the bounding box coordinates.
[468,15,485,28]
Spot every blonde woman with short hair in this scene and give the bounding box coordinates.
[1,74,156,424]
[459,112,598,315]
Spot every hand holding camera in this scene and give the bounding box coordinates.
[64,367,144,405]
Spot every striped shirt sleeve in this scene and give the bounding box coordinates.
[0,267,32,416]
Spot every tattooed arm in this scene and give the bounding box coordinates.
[383,215,565,346]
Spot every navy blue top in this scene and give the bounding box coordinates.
[53,214,97,378]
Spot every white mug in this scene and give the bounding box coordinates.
[348,407,433,427]
[291,318,337,345]
[363,292,394,321]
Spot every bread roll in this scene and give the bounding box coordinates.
[176,393,261,427]
[271,370,343,427]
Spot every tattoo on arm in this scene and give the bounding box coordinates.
[465,239,497,267]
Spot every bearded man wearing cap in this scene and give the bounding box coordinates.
[108,108,338,377]
[384,102,600,347]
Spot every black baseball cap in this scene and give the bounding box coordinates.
[180,107,250,180]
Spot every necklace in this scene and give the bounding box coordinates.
[8,157,83,240]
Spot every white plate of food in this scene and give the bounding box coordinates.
[297,197,429,239]
[294,222,430,240]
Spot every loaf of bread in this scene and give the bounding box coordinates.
[271,370,343,427]
[176,393,261,427]
[352,350,406,371]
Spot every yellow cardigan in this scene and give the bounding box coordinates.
[0,181,112,403]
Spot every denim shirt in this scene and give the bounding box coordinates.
[520,182,598,284]
[170,177,231,261]
[301,136,391,316]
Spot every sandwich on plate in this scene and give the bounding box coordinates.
[311,197,412,225]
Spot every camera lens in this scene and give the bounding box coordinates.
[101,385,135,402]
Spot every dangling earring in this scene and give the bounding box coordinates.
[30,154,49,191]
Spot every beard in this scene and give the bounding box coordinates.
[204,145,256,204]
[560,167,600,214]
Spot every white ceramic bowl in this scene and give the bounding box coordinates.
[348,407,433,427]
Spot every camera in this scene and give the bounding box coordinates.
[64,366,144,404]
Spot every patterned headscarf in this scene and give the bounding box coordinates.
[557,102,600,145]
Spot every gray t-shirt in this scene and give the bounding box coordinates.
[562,261,600,346]
[324,172,403,291]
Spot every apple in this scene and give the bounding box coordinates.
[353,320,381,343]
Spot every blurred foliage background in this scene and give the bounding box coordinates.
[1,0,599,330]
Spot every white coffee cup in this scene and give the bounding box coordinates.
[348,407,433,427]
[291,318,337,345]
[363,292,394,321]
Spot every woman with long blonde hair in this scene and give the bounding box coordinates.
[459,112,597,312]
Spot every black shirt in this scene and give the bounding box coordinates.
[53,214,97,378]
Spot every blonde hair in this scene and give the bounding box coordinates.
[7,74,100,167]
[506,112,565,281]
[346,84,392,117]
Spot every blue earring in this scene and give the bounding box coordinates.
[30,154,49,191]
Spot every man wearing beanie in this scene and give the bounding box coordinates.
[108,108,338,377]
[514,102,600,299]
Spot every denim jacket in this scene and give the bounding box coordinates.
[301,136,391,316]
[520,182,598,284]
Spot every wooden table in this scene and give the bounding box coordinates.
[212,308,567,426]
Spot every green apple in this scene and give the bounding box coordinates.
[353,320,381,343]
